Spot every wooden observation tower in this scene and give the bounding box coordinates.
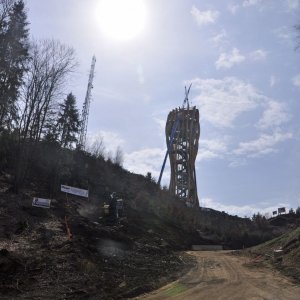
[158,85,200,207]
[166,105,200,207]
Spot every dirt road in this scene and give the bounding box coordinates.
[137,251,300,300]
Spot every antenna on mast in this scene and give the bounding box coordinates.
[78,55,96,150]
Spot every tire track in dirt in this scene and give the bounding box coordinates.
[137,251,300,300]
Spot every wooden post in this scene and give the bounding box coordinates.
[64,215,72,240]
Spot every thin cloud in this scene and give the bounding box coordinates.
[242,0,262,7]
[256,101,290,130]
[270,75,278,87]
[228,4,239,14]
[124,147,166,181]
[233,131,293,157]
[153,117,165,136]
[274,26,291,40]
[190,77,260,128]
[211,29,228,49]
[286,0,299,10]
[250,49,268,61]
[197,138,229,161]
[93,87,122,101]
[186,77,293,165]
[137,64,145,84]
[273,26,296,46]
[215,48,245,69]
[191,6,220,27]
[292,74,300,86]
[228,157,247,168]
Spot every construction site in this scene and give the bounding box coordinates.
[0,78,300,298]
[1,142,300,299]
[0,57,300,299]
[1,1,300,298]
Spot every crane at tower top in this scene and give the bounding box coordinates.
[78,55,96,150]
[182,83,192,108]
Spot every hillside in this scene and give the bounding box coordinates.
[0,191,197,299]
[245,227,300,283]
[0,139,296,299]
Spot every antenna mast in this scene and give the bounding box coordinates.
[78,55,96,150]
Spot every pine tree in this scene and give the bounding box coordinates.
[0,0,29,130]
[56,93,80,148]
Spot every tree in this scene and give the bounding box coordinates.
[15,39,77,192]
[113,146,124,166]
[162,185,168,191]
[289,208,295,214]
[252,212,268,229]
[145,172,156,184]
[19,39,77,143]
[0,0,29,130]
[55,93,80,148]
[87,135,106,159]
[146,172,152,182]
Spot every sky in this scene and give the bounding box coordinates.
[27,0,300,217]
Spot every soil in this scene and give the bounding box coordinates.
[1,189,299,299]
[138,250,300,300]
[0,191,195,299]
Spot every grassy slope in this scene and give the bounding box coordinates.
[248,227,300,282]
[251,227,300,257]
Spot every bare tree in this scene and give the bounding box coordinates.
[14,39,77,192]
[113,146,124,166]
[19,39,77,142]
[87,135,106,159]
[106,150,113,163]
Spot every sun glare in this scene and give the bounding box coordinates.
[97,0,146,41]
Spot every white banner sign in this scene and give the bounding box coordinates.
[32,197,51,208]
[61,185,89,198]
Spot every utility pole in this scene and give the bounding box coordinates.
[78,55,96,150]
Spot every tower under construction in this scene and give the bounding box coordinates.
[166,105,200,207]
[158,86,200,207]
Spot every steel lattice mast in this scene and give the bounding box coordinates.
[78,55,96,150]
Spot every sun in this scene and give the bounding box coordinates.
[97,0,147,41]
